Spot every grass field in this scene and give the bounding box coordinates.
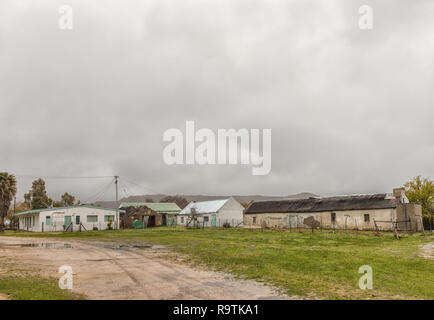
[2,228,434,299]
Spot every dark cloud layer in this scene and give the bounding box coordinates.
[1,0,433,201]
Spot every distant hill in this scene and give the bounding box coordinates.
[91,192,317,209]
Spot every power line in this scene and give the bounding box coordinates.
[82,178,115,204]
[118,181,131,199]
[122,178,159,195]
[15,175,114,179]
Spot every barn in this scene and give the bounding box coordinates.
[13,205,125,232]
[178,197,244,227]
[244,188,423,231]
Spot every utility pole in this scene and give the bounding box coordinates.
[114,176,119,230]
[14,196,17,229]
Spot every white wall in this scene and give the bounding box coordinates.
[18,207,120,232]
[177,198,244,227]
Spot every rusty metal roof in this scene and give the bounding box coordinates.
[244,194,399,214]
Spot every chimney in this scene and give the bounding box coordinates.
[393,188,407,203]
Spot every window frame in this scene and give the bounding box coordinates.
[331,212,336,223]
[104,215,115,222]
[87,215,98,223]
[364,213,370,222]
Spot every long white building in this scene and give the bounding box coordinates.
[14,205,124,232]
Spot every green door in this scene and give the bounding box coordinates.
[65,216,72,231]
[168,217,174,226]
[211,214,217,227]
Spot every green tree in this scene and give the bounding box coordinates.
[61,192,75,206]
[404,176,434,216]
[24,178,53,210]
[52,200,64,208]
[0,172,17,231]
[7,201,29,229]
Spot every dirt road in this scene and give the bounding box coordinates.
[0,237,290,300]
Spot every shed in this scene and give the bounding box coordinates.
[118,202,181,227]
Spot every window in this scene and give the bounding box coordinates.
[203,216,209,222]
[364,214,370,222]
[87,215,98,223]
[76,216,80,225]
[46,216,51,226]
[104,215,115,222]
[253,217,257,224]
[331,212,336,223]
[181,217,184,223]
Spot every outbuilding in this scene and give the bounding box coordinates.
[14,205,124,232]
[243,188,423,231]
[118,202,181,227]
[178,197,244,227]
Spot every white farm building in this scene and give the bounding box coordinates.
[14,205,124,232]
[178,197,244,227]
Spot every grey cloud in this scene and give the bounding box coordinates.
[1,0,433,201]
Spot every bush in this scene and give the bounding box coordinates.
[222,222,231,228]
[422,215,434,231]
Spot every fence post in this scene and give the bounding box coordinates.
[298,217,301,233]
[373,219,379,236]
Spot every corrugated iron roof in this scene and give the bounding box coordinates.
[179,199,229,215]
[245,194,399,214]
[119,202,181,214]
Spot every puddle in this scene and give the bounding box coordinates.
[100,243,167,250]
[0,243,73,249]
[0,242,166,250]
[151,245,167,249]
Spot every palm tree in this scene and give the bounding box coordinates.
[0,172,17,232]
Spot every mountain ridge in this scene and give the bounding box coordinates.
[92,192,318,209]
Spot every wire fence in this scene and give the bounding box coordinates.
[244,215,432,237]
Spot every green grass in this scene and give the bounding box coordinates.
[3,228,434,299]
[0,276,84,300]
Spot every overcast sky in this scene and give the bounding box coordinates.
[1,0,433,202]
